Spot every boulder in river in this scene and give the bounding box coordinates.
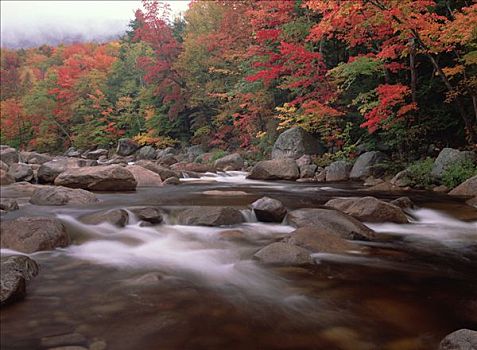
[325,160,352,182]
[250,196,287,223]
[299,164,317,179]
[431,148,476,179]
[135,160,180,180]
[38,157,92,184]
[129,207,163,224]
[171,162,213,173]
[116,138,139,156]
[0,169,15,186]
[349,151,387,180]
[214,153,244,171]
[449,175,477,197]
[163,176,181,185]
[83,148,109,160]
[438,329,477,350]
[30,186,99,206]
[286,208,375,240]
[8,163,33,182]
[125,165,162,187]
[0,146,19,166]
[0,199,19,211]
[55,165,137,191]
[247,159,299,180]
[0,217,69,253]
[178,206,245,226]
[1,255,39,307]
[325,196,409,223]
[390,196,414,210]
[271,127,325,159]
[284,227,360,253]
[80,209,129,227]
[254,242,312,266]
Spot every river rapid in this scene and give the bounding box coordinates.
[1,172,477,350]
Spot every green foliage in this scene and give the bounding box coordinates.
[329,57,384,91]
[441,159,477,189]
[210,149,228,162]
[407,158,435,188]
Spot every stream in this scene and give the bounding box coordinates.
[1,172,477,350]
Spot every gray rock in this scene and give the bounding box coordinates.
[129,207,163,224]
[214,153,244,171]
[0,146,19,165]
[325,196,408,223]
[8,163,33,182]
[296,154,312,167]
[0,160,8,171]
[83,149,108,160]
[178,206,244,226]
[20,151,52,164]
[349,151,387,180]
[64,147,82,157]
[315,169,326,182]
[254,242,312,266]
[0,199,19,211]
[286,208,375,240]
[0,169,15,185]
[325,160,352,182]
[0,217,70,253]
[186,145,205,162]
[299,164,317,179]
[157,154,178,166]
[439,329,477,350]
[80,209,129,227]
[271,127,325,159]
[30,186,99,206]
[251,197,287,222]
[137,146,157,160]
[390,169,413,187]
[432,148,476,178]
[390,196,414,209]
[125,165,162,187]
[54,165,137,191]
[157,146,178,158]
[284,227,360,253]
[1,255,39,306]
[116,138,139,156]
[449,175,477,197]
[247,159,299,180]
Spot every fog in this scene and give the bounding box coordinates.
[1,1,190,49]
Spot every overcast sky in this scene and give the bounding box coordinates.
[1,1,190,48]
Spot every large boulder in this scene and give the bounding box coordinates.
[8,163,33,182]
[390,169,413,187]
[286,208,375,240]
[38,158,94,184]
[54,165,137,191]
[0,146,19,166]
[129,207,164,224]
[284,227,360,253]
[0,217,69,253]
[449,175,477,197]
[125,165,162,187]
[116,138,139,156]
[349,151,387,180]
[171,162,213,173]
[134,160,179,180]
[0,169,15,186]
[432,148,476,178]
[214,153,244,171]
[439,329,477,350]
[250,197,287,222]
[137,146,157,160]
[254,242,312,266]
[325,196,409,223]
[1,255,39,307]
[30,186,99,206]
[178,206,244,226]
[80,209,129,227]
[325,160,352,182]
[247,159,299,180]
[20,151,52,165]
[271,127,324,159]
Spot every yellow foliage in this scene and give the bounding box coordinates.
[133,133,179,148]
[442,65,465,78]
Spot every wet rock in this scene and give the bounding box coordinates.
[83,149,108,160]
[325,160,352,182]
[349,151,387,180]
[432,148,476,178]
[286,208,375,240]
[129,207,163,224]
[0,217,69,253]
[325,196,409,223]
[163,176,181,185]
[390,169,412,187]
[438,329,477,350]
[299,164,317,179]
[0,198,19,211]
[30,186,99,206]
[55,165,137,191]
[271,127,325,159]
[125,165,162,187]
[137,145,157,160]
[80,209,129,227]
[449,175,477,197]
[214,153,244,171]
[0,169,15,185]
[0,145,19,165]
[116,138,139,156]
[390,196,414,210]
[284,227,360,253]
[247,159,299,180]
[8,163,34,182]
[171,162,213,173]
[178,206,244,226]
[1,255,39,306]
[41,333,87,348]
[254,242,312,266]
[251,196,287,222]
[134,160,179,180]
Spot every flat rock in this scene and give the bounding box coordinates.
[30,186,99,206]
[178,206,244,226]
[284,227,361,253]
[254,242,312,266]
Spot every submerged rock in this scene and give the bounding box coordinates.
[250,197,287,223]
[0,217,69,253]
[254,242,312,266]
[178,206,244,226]
[438,329,477,350]
[30,186,99,206]
[271,127,324,159]
[80,209,129,227]
[247,159,299,180]
[1,255,39,307]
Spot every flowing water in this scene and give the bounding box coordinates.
[1,172,476,350]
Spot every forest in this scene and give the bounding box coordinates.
[1,0,476,159]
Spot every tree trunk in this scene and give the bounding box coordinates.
[409,39,417,103]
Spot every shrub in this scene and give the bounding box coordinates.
[407,158,435,188]
[210,149,228,162]
[442,159,477,189]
